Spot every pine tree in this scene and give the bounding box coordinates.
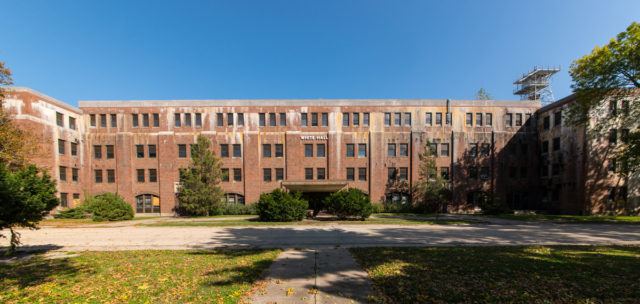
[176,135,225,216]
[413,141,451,214]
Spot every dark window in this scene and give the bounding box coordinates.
[305,168,313,180]
[72,168,78,182]
[430,143,438,156]
[520,167,528,179]
[358,144,367,157]
[388,168,397,181]
[506,114,513,127]
[358,167,367,181]
[554,111,561,126]
[321,113,328,126]
[466,113,473,126]
[279,113,286,126]
[233,168,242,181]
[608,158,617,173]
[58,139,65,154]
[90,114,96,127]
[70,142,77,156]
[195,113,202,127]
[107,169,115,183]
[620,186,628,201]
[136,194,160,213]
[149,169,157,182]
[73,193,80,201]
[275,168,284,181]
[609,129,617,145]
[541,164,549,178]
[363,113,369,126]
[609,101,617,116]
[607,187,616,201]
[425,112,432,125]
[94,170,103,183]
[543,116,550,130]
[353,113,359,126]
[137,169,145,182]
[435,112,442,125]
[301,113,308,126]
[440,167,449,179]
[311,113,318,126]
[480,143,490,156]
[59,166,66,181]
[69,116,76,130]
[552,163,560,176]
[515,113,522,126]
[221,144,229,158]
[263,144,271,157]
[317,144,325,157]
[476,113,483,126]
[394,113,401,126]
[553,137,560,151]
[621,129,630,143]
[399,143,409,156]
[153,113,159,127]
[142,114,149,127]
[317,168,325,180]
[346,168,355,181]
[622,100,630,115]
[56,112,64,127]
[100,114,107,127]
[525,113,532,126]
[346,144,354,157]
[178,144,187,158]
[228,113,234,126]
[404,113,411,126]
[305,144,313,157]
[384,113,391,126]
[217,113,224,126]
[388,144,396,157]
[481,167,490,180]
[399,167,408,180]
[441,143,450,157]
[238,113,244,126]
[259,113,266,126]
[106,145,114,159]
[269,113,276,126]
[60,193,68,207]
[469,143,478,157]
[469,167,478,179]
[263,168,272,182]
[486,113,492,126]
[233,144,241,157]
[136,145,144,158]
[174,113,180,127]
[93,145,101,159]
[275,144,283,157]
[222,168,229,182]
[184,113,191,127]
[542,141,549,154]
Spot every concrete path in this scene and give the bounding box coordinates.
[248,248,374,304]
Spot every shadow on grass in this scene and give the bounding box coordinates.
[186,249,277,288]
[0,246,83,291]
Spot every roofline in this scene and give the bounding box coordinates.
[5,87,82,113]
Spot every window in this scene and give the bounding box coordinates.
[353,113,359,126]
[505,113,513,127]
[387,168,397,181]
[136,169,145,182]
[430,143,438,156]
[94,169,103,183]
[275,144,283,157]
[104,145,113,159]
[59,166,66,181]
[311,113,318,126]
[425,112,432,125]
[609,100,617,116]
[275,168,284,181]
[480,143,490,156]
[317,144,325,157]
[404,112,411,126]
[90,114,96,127]
[136,145,144,158]
[394,113,401,126]
[466,113,473,126]
[58,139,65,154]
[305,168,313,180]
[622,100,630,115]
[301,113,308,126]
[263,144,271,157]
[217,113,224,126]
[69,117,76,130]
[147,145,156,158]
[60,193,68,207]
[609,129,617,145]
[153,113,159,127]
[194,113,202,127]
[238,113,244,126]
[543,116,550,130]
[435,112,442,125]
[73,193,80,202]
[184,113,191,127]
[221,144,229,158]
[269,113,276,126]
[346,168,355,181]
[441,143,450,157]
[553,137,560,151]
[343,112,350,126]
[72,168,78,182]
[233,168,242,181]
[305,144,313,157]
[56,112,64,127]
[469,143,478,157]
[358,144,367,157]
[317,168,326,180]
[363,113,369,126]
[541,164,549,178]
[100,114,107,127]
[149,169,157,182]
[481,167,490,180]
[553,111,561,126]
[358,168,367,181]
[608,158,617,173]
[233,144,241,157]
[174,113,181,127]
[136,194,160,213]
[542,141,549,154]
[275,112,283,126]
[224,193,245,205]
[520,167,528,179]
[70,142,78,156]
[399,143,409,156]
[469,167,478,179]
[263,168,272,182]
[228,113,235,126]
[322,113,328,126]
[143,114,149,127]
[621,129,630,143]
[346,144,354,157]
[107,169,115,183]
[93,145,101,159]
[387,143,396,157]
[508,167,518,179]
[440,167,449,180]
[384,113,391,126]
[514,113,522,126]
[178,144,187,158]
[399,167,408,180]
[222,168,229,182]
[552,163,560,176]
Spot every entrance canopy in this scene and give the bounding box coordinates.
[282,180,348,193]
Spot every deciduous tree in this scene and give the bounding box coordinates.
[413,142,451,214]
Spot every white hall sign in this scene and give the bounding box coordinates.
[300,135,328,140]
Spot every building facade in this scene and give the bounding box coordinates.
[4,87,636,215]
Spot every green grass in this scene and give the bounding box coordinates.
[0,249,280,304]
[351,245,640,303]
[483,214,640,223]
[143,217,476,227]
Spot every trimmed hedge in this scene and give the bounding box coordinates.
[324,188,372,220]
[83,193,134,221]
[255,189,308,222]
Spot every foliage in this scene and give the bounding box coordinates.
[351,245,640,303]
[413,142,451,214]
[0,249,280,303]
[475,88,492,100]
[176,136,225,216]
[478,193,510,215]
[482,214,640,223]
[568,21,640,172]
[255,189,308,222]
[370,202,384,213]
[83,193,134,221]
[52,206,91,219]
[323,188,372,220]
[0,163,59,254]
[212,203,256,216]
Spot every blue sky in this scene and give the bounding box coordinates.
[1,0,638,106]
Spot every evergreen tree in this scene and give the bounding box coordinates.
[176,135,225,216]
[413,141,451,214]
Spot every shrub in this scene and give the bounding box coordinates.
[53,206,91,219]
[216,203,257,215]
[84,193,134,221]
[480,194,510,215]
[371,202,384,214]
[324,188,372,220]
[255,189,308,222]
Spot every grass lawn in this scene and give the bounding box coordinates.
[0,249,280,304]
[143,217,476,227]
[484,214,640,224]
[40,216,164,228]
[351,245,640,303]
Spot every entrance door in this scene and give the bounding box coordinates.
[302,192,331,216]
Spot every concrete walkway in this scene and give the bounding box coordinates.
[248,248,374,304]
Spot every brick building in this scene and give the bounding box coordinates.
[3,87,636,215]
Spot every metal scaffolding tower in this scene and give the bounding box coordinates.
[513,66,560,104]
